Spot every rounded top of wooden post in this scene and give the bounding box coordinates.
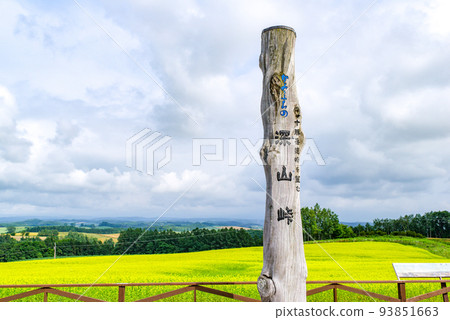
[262,25,296,37]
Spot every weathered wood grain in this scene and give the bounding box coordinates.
[257,25,307,302]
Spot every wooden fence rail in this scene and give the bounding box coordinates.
[0,280,448,302]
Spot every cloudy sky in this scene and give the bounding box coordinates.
[0,0,449,222]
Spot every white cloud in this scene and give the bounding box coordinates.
[0,86,16,125]
[0,85,32,163]
[423,0,450,38]
[0,0,449,221]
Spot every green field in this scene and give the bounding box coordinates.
[1,231,118,242]
[57,232,119,243]
[3,231,119,242]
[0,242,448,302]
[0,226,26,234]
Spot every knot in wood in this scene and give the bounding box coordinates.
[257,275,276,299]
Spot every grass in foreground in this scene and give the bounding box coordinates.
[0,241,448,302]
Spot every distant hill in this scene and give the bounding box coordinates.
[0,217,263,231]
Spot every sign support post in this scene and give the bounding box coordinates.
[257,25,307,302]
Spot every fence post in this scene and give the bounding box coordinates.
[193,286,197,302]
[397,282,406,302]
[333,287,337,302]
[43,291,48,302]
[118,286,126,302]
[441,281,449,302]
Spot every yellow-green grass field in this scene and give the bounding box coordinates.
[0,242,448,302]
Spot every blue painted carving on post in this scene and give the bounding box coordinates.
[280,74,288,117]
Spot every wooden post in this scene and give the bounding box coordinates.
[440,281,448,302]
[257,25,307,302]
[118,285,126,302]
[397,282,406,302]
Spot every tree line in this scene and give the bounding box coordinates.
[0,228,262,262]
[301,204,355,241]
[301,206,448,239]
[25,225,123,234]
[351,210,449,238]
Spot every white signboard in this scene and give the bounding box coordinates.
[393,263,450,279]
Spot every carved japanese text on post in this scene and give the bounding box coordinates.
[257,25,307,302]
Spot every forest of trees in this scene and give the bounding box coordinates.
[115,228,262,254]
[0,228,262,262]
[301,204,354,241]
[26,225,123,234]
[351,210,449,238]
